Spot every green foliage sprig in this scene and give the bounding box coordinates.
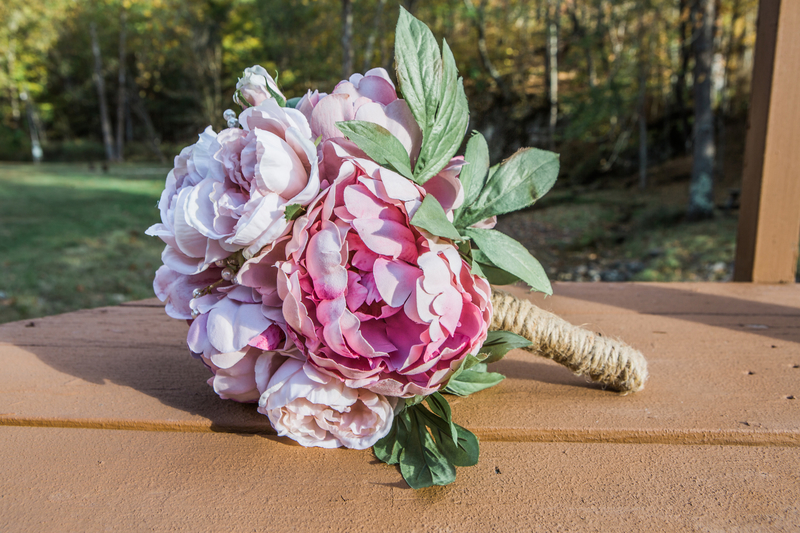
[334,7,557,489]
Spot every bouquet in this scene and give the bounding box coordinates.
[147,8,647,489]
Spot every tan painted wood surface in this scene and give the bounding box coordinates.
[735,0,800,283]
[1,283,799,531]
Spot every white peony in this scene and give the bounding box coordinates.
[235,65,284,107]
[255,354,396,449]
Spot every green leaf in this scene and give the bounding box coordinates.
[285,96,302,109]
[265,81,287,107]
[399,411,456,488]
[373,412,407,465]
[417,409,480,467]
[476,262,521,285]
[425,393,457,443]
[470,259,486,278]
[464,227,552,295]
[412,40,469,185]
[284,204,306,221]
[480,330,533,364]
[458,148,560,227]
[404,395,426,408]
[487,163,500,181]
[445,368,505,397]
[395,7,442,134]
[456,131,490,214]
[394,8,469,185]
[410,195,462,241]
[384,403,481,488]
[335,121,414,180]
[444,351,488,390]
[472,249,520,285]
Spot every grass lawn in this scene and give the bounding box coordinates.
[0,163,168,324]
[1,160,794,324]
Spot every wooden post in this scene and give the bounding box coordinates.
[734,0,800,283]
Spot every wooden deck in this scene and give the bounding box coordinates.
[1,282,798,531]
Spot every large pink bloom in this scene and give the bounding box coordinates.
[275,141,492,398]
[297,68,422,164]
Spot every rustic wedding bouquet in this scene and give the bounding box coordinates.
[148,9,647,489]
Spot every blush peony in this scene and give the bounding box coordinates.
[146,97,320,275]
[256,353,396,449]
[297,68,422,163]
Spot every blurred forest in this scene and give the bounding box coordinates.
[1,0,757,181]
[2,0,774,301]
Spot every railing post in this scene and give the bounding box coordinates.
[734,0,800,283]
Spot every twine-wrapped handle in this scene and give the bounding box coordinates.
[490,289,648,394]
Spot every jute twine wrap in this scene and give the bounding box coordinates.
[490,289,648,394]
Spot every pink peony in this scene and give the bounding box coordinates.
[146,98,320,275]
[256,354,395,449]
[275,140,493,398]
[297,68,422,164]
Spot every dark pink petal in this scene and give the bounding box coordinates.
[359,272,382,306]
[345,271,368,312]
[385,312,426,370]
[248,324,285,351]
[358,319,397,355]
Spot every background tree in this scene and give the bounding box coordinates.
[687,0,716,220]
[0,0,761,222]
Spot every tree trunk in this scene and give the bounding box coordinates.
[129,84,166,164]
[687,0,716,221]
[568,5,595,89]
[673,0,690,153]
[90,21,116,162]
[20,91,43,163]
[716,0,741,182]
[341,0,354,78]
[5,34,21,128]
[464,0,510,101]
[547,0,560,151]
[362,0,386,72]
[116,9,127,162]
[637,2,648,190]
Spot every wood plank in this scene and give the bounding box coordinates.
[1,285,798,443]
[735,0,800,283]
[2,427,798,532]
